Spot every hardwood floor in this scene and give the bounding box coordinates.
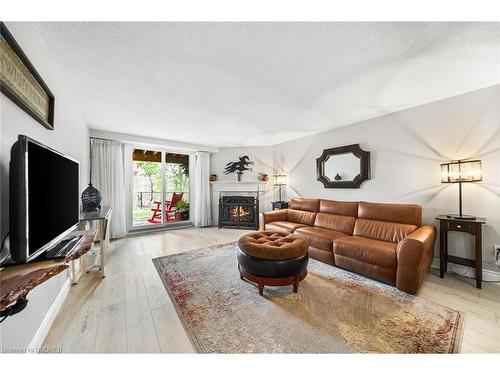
[42,227,500,353]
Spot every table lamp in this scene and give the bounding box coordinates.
[273,174,288,202]
[440,159,482,219]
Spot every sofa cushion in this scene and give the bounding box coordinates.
[308,247,335,265]
[334,254,396,285]
[333,236,397,269]
[287,209,317,226]
[353,218,417,243]
[314,213,356,235]
[358,201,422,226]
[293,226,349,251]
[265,221,307,233]
[319,199,358,217]
[290,198,320,212]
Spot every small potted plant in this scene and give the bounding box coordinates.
[174,199,190,221]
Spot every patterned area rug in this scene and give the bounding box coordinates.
[153,242,464,353]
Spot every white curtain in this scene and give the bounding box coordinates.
[90,138,127,239]
[192,151,212,227]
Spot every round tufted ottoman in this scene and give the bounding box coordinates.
[237,231,309,295]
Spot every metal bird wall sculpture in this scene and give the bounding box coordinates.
[224,156,254,178]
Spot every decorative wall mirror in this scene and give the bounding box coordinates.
[316,144,370,188]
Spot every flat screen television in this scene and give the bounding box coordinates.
[10,135,80,263]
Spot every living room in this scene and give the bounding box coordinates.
[1,1,500,373]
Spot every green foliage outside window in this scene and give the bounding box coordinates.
[135,160,189,199]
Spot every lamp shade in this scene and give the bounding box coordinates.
[273,174,288,186]
[440,160,482,183]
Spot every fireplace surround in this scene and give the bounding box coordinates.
[218,193,259,229]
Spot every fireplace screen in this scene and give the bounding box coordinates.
[218,195,259,229]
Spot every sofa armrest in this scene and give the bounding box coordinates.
[396,225,437,294]
[259,209,288,231]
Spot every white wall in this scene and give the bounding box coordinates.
[211,146,274,184]
[89,129,219,153]
[0,22,90,349]
[274,84,500,271]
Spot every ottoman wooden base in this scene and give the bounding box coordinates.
[238,265,307,296]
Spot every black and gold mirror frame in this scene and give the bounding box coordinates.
[316,143,370,188]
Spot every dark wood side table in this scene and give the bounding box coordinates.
[435,215,486,289]
[272,201,289,210]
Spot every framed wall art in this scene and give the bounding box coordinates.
[0,22,55,130]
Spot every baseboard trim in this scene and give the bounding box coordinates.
[430,259,500,282]
[127,222,193,236]
[27,276,71,353]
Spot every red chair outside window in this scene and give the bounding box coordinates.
[148,192,183,224]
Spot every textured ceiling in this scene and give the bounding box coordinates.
[37,22,500,147]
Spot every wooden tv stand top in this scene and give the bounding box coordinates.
[0,229,97,311]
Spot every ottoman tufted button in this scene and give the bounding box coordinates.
[237,231,309,296]
[238,231,308,260]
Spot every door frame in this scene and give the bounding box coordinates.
[125,143,193,233]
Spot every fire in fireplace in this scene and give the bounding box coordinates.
[218,194,259,229]
[231,206,252,221]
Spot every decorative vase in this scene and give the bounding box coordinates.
[81,183,102,212]
[210,174,218,182]
[261,174,269,182]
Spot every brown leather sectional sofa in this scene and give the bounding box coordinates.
[259,198,436,294]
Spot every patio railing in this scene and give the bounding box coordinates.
[135,191,189,209]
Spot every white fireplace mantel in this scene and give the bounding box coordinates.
[209,181,268,192]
